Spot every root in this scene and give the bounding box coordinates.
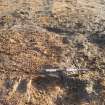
[12,77,22,93]
[26,79,32,102]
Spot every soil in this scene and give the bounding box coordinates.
[0,0,105,105]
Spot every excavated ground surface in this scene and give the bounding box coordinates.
[0,0,105,105]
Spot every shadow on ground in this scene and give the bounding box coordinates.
[32,76,90,105]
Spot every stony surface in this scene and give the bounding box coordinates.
[0,0,105,105]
